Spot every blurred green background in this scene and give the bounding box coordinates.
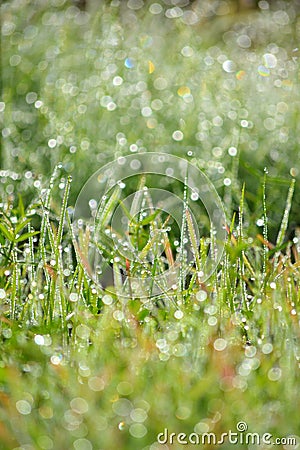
[1,0,300,239]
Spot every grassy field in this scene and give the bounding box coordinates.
[1,1,300,449]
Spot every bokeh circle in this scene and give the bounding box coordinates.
[73,152,226,298]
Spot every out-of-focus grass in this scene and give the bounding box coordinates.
[0,1,300,449]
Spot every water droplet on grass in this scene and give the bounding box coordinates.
[118,421,126,430]
[262,343,273,354]
[75,325,90,339]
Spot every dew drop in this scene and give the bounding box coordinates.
[149,3,163,14]
[262,343,273,354]
[69,293,79,303]
[16,400,32,415]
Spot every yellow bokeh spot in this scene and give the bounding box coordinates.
[148,60,155,74]
[236,70,246,80]
[177,86,191,97]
